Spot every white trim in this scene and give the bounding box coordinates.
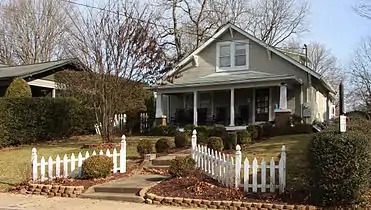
[216,40,249,72]
[28,79,56,89]
[225,125,247,131]
[167,23,334,93]
[230,88,235,126]
[52,89,56,98]
[193,91,198,126]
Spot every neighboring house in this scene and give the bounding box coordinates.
[0,59,83,98]
[151,23,336,129]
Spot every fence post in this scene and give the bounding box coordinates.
[235,145,242,188]
[31,148,38,181]
[279,145,286,193]
[191,129,197,159]
[120,134,127,173]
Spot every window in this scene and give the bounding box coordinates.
[217,41,248,71]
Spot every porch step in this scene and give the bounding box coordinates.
[146,164,169,170]
[80,192,144,203]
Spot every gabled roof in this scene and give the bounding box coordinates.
[0,59,83,80]
[166,23,335,93]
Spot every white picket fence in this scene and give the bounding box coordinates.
[31,135,127,182]
[190,130,286,193]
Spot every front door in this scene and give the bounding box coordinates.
[255,89,269,122]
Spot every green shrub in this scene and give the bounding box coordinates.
[197,132,208,143]
[237,130,251,144]
[207,136,224,151]
[208,125,227,138]
[308,130,371,207]
[166,125,177,136]
[81,155,113,179]
[247,125,263,140]
[5,77,32,98]
[224,132,237,150]
[195,125,209,136]
[174,132,188,148]
[184,124,195,132]
[137,139,153,157]
[155,138,171,153]
[0,98,95,147]
[168,156,196,177]
[150,125,168,136]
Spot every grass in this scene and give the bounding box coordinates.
[0,135,171,191]
[241,134,311,190]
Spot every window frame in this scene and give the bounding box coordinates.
[216,40,249,72]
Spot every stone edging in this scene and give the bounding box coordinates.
[143,192,318,209]
[22,183,84,198]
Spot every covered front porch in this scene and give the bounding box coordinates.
[155,76,302,129]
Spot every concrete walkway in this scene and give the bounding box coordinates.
[0,193,196,210]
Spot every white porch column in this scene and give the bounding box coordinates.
[52,89,56,98]
[193,91,198,126]
[230,88,235,126]
[155,92,163,118]
[279,83,288,110]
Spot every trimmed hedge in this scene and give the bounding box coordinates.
[237,130,251,144]
[137,139,153,157]
[224,132,237,150]
[82,155,113,179]
[0,98,95,147]
[174,132,188,148]
[309,130,371,206]
[155,138,171,153]
[207,136,224,151]
[169,156,196,177]
[150,125,177,136]
[5,77,32,98]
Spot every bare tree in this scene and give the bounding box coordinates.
[59,1,169,142]
[354,0,371,19]
[349,38,371,112]
[0,0,71,65]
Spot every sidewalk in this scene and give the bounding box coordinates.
[0,193,195,210]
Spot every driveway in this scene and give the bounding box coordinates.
[0,193,196,210]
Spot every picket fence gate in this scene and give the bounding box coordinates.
[190,130,286,193]
[31,135,127,182]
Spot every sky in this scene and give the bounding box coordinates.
[303,0,371,66]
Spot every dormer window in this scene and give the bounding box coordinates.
[216,40,249,72]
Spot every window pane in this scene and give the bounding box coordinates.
[235,55,246,66]
[220,57,231,67]
[220,45,230,56]
[235,43,246,55]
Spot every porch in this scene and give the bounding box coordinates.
[155,81,302,129]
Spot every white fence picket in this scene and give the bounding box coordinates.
[270,157,275,192]
[31,134,128,182]
[261,159,266,192]
[243,158,249,192]
[252,158,258,192]
[55,155,61,178]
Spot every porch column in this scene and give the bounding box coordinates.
[279,83,288,110]
[52,89,56,98]
[193,91,198,126]
[155,92,163,118]
[230,88,235,126]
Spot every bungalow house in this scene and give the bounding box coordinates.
[152,23,336,130]
[0,59,83,97]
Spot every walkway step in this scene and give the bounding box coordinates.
[147,165,169,170]
[94,186,142,194]
[80,192,144,203]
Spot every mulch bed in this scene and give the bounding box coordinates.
[148,171,309,205]
[140,168,169,175]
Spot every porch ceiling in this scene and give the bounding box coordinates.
[154,71,301,90]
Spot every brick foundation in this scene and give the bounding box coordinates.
[274,110,292,128]
[23,184,84,197]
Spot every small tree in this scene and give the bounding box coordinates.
[5,77,32,98]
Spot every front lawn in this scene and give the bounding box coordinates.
[0,135,170,191]
[241,134,311,191]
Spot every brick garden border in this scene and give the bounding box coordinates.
[22,183,84,198]
[143,192,318,210]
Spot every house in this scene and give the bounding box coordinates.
[151,23,336,130]
[0,59,83,97]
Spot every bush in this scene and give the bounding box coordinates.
[81,155,113,179]
[308,130,371,206]
[237,130,251,144]
[5,77,32,98]
[224,132,237,150]
[150,125,168,136]
[207,136,224,151]
[184,124,195,132]
[155,138,171,153]
[168,156,196,177]
[174,132,188,148]
[247,125,263,140]
[0,98,95,147]
[166,125,177,136]
[137,139,153,157]
[208,125,227,138]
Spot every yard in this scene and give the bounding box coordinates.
[0,133,311,193]
[0,135,171,191]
